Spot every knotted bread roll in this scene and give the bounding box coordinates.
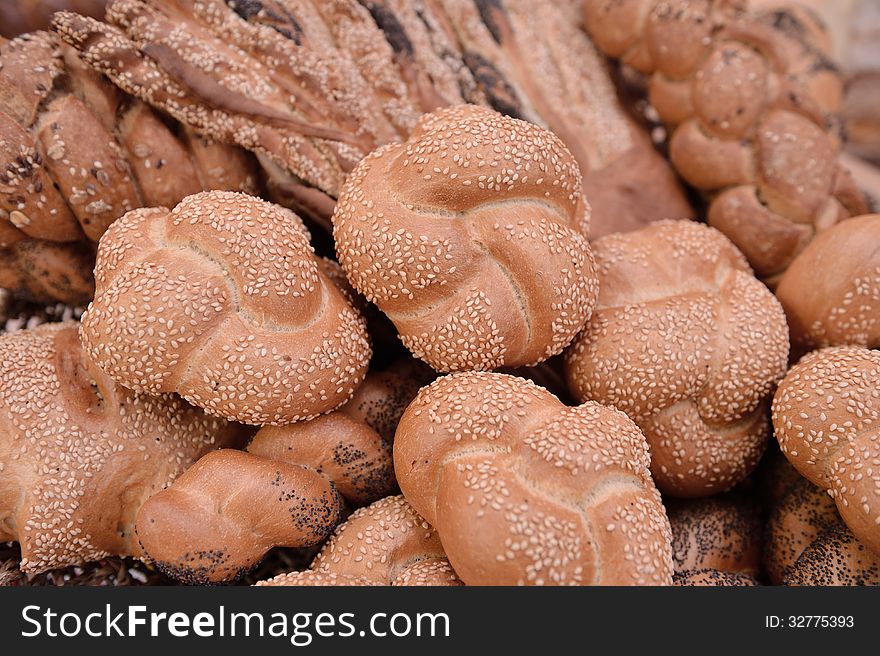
[0,322,243,574]
[80,191,371,425]
[256,496,462,587]
[772,345,880,555]
[394,372,673,585]
[776,214,880,353]
[565,220,789,496]
[333,104,599,372]
[583,0,868,282]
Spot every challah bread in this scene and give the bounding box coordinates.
[772,345,880,555]
[256,496,462,586]
[785,525,880,585]
[80,191,371,425]
[0,31,258,304]
[763,454,841,584]
[394,372,673,585]
[0,323,243,574]
[565,220,789,496]
[135,449,345,584]
[583,0,868,282]
[673,569,760,586]
[776,214,880,353]
[247,357,435,504]
[334,104,598,372]
[668,494,762,576]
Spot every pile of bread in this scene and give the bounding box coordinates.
[1,0,879,586]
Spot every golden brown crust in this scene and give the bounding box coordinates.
[776,214,880,353]
[394,372,672,585]
[565,220,789,496]
[772,345,880,556]
[785,525,880,586]
[333,105,598,372]
[81,191,372,425]
[0,323,243,574]
[583,0,869,279]
[256,496,462,586]
[135,449,343,584]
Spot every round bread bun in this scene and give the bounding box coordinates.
[673,569,760,587]
[332,104,598,372]
[80,191,371,425]
[565,220,790,497]
[668,494,762,576]
[772,345,880,555]
[763,454,840,585]
[256,496,462,587]
[776,214,880,353]
[785,525,880,586]
[394,371,673,585]
[0,322,243,574]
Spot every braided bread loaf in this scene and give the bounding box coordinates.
[776,214,880,353]
[0,31,258,304]
[394,372,673,585]
[257,496,462,586]
[565,220,789,496]
[772,345,880,556]
[80,191,371,425]
[0,323,243,574]
[334,104,598,372]
[53,0,692,238]
[583,0,868,281]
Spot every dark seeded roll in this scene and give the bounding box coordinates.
[673,569,760,587]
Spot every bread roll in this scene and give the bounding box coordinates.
[80,191,371,425]
[668,494,762,576]
[772,345,880,555]
[0,1,107,38]
[565,220,790,496]
[394,372,673,585]
[583,0,868,281]
[0,323,243,574]
[785,525,880,585]
[256,496,462,586]
[334,104,598,372]
[776,214,880,353]
[673,569,760,586]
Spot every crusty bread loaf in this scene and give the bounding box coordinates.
[763,453,841,584]
[0,30,258,304]
[772,345,880,555]
[785,525,880,585]
[256,496,462,586]
[394,372,673,585]
[565,220,789,496]
[776,214,880,353]
[0,323,243,574]
[247,357,434,504]
[80,191,371,425]
[54,0,692,238]
[583,0,868,281]
[668,494,762,576]
[334,104,598,372]
[673,569,760,586]
[135,449,345,584]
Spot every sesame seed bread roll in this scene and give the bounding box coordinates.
[668,494,762,577]
[0,322,243,574]
[775,214,880,353]
[394,372,673,585]
[582,0,869,282]
[333,105,599,373]
[257,496,463,587]
[565,220,790,497]
[785,525,880,586]
[673,569,760,586]
[247,357,435,504]
[135,449,344,584]
[772,345,880,556]
[80,191,372,425]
